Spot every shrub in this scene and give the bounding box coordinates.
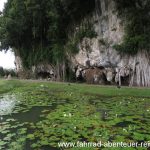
[113,0,150,54]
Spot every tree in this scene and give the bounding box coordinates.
[0,66,4,76]
[0,0,95,80]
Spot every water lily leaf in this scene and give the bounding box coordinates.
[27,134,35,140]
[0,141,7,146]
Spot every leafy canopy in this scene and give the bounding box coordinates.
[114,0,150,54]
[0,0,95,68]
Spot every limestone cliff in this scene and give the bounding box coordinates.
[14,0,150,87]
[71,0,150,87]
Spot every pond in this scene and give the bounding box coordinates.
[0,84,150,150]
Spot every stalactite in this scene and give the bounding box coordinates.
[129,51,150,87]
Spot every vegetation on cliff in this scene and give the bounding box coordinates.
[0,0,95,69]
[0,0,149,81]
[114,0,150,54]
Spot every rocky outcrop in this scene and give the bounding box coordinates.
[14,0,150,87]
[15,56,55,80]
[14,56,23,73]
[32,63,55,80]
[84,67,108,84]
[71,0,150,87]
[14,56,29,79]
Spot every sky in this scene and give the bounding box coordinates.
[0,0,15,69]
[0,51,15,69]
[0,0,7,11]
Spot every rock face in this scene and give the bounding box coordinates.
[14,56,23,73]
[14,0,150,87]
[14,55,29,79]
[15,56,55,80]
[71,0,150,87]
[32,63,55,80]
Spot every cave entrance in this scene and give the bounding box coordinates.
[37,72,50,79]
[121,75,130,86]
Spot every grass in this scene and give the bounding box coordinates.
[0,79,149,97]
[0,79,24,94]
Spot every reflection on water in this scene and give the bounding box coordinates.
[0,94,19,116]
[13,106,52,123]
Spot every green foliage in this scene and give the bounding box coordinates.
[0,67,17,77]
[67,24,97,54]
[77,25,97,40]
[0,80,23,94]
[113,35,149,55]
[0,0,95,68]
[5,69,16,76]
[99,39,106,45]
[62,0,95,22]
[0,67,5,76]
[113,0,150,54]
